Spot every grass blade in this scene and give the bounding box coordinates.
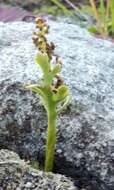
[99,0,106,18]
[89,0,99,23]
[50,0,73,16]
[110,0,114,32]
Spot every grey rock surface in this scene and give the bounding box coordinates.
[0,0,48,7]
[0,20,114,190]
[0,149,76,190]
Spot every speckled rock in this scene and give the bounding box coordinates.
[0,20,114,190]
[0,149,76,190]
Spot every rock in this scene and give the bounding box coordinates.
[1,0,50,8]
[0,7,34,22]
[0,149,76,190]
[24,182,33,188]
[0,19,114,190]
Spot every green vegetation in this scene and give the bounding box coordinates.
[33,0,87,21]
[85,0,114,38]
[26,18,69,172]
[35,0,114,38]
[33,5,67,16]
[39,0,114,38]
[49,0,88,20]
[49,0,74,16]
[33,0,73,16]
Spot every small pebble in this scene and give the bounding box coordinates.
[25,182,33,188]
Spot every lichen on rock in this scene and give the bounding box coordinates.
[0,149,76,190]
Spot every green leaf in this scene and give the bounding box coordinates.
[43,64,61,86]
[52,64,61,75]
[57,95,70,114]
[44,73,54,86]
[25,84,45,96]
[53,85,69,102]
[35,53,50,75]
[88,26,98,33]
[25,84,52,110]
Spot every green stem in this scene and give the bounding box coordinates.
[89,0,103,35]
[110,0,114,34]
[45,104,57,172]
